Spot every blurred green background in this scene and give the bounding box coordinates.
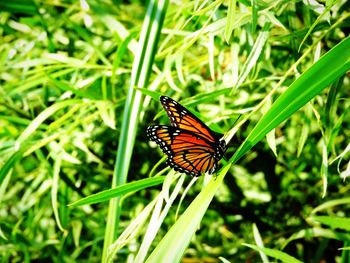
[0,0,349,262]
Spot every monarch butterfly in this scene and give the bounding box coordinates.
[146,96,226,177]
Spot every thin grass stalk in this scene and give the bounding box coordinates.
[102,0,169,261]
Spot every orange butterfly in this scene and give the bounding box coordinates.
[147,96,226,177]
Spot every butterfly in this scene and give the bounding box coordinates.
[146,96,226,177]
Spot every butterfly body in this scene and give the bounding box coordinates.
[147,96,226,177]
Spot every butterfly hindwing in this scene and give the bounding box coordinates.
[167,150,218,177]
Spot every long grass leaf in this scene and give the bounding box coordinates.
[232,36,350,163]
[244,244,303,263]
[51,152,64,231]
[234,22,270,89]
[145,164,231,263]
[69,177,165,207]
[15,99,82,148]
[102,1,169,261]
[309,216,350,231]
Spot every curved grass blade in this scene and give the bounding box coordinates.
[312,197,350,214]
[243,244,303,263]
[234,22,270,89]
[0,147,26,184]
[309,216,350,231]
[68,177,165,207]
[232,36,350,163]
[15,99,82,148]
[145,164,231,263]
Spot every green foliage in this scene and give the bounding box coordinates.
[0,0,349,262]
[69,177,165,207]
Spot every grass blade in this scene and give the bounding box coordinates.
[244,244,303,263]
[232,36,350,163]
[310,216,350,231]
[234,22,270,88]
[102,1,169,261]
[145,164,231,263]
[69,177,165,207]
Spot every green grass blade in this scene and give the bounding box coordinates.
[65,18,111,67]
[310,216,350,231]
[297,104,312,157]
[51,153,64,231]
[0,148,25,184]
[15,99,82,147]
[244,244,303,263]
[282,227,350,249]
[48,76,101,100]
[232,36,350,163]
[235,22,270,88]
[69,177,165,207]
[312,197,350,214]
[145,164,231,263]
[102,0,169,261]
[224,0,237,42]
[0,0,38,15]
[252,224,269,263]
[251,0,258,33]
[133,175,185,263]
[9,68,76,95]
[298,1,334,52]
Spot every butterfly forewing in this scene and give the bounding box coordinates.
[160,96,219,143]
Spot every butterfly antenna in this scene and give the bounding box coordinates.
[223,113,242,144]
[232,114,242,127]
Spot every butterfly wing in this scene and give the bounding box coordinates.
[160,96,220,143]
[146,125,218,177]
[167,150,218,177]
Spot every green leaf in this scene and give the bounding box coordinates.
[48,76,101,100]
[224,0,237,43]
[252,224,269,263]
[251,0,258,33]
[15,99,82,147]
[145,164,231,263]
[310,216,350,231]
[234,22,270,88]
[69,177,165,207]
[102,1,169,260]
[312,197,350,214]
[51,153,64,231]
[282,227,350,249]
[0,0,38,15]
[232,36,350,163]
[244,244,303,263]
[0,148,25,185]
